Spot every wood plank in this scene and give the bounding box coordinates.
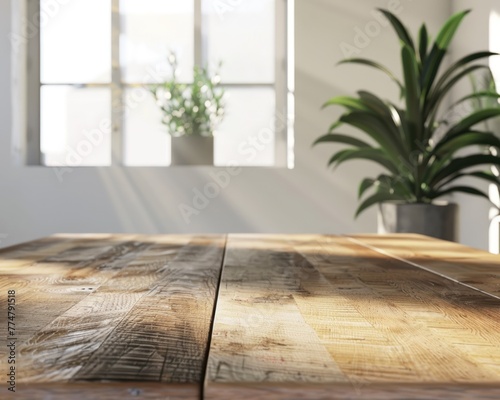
[0,235,86,283]
[205,235,346,398]
[73,235,225,386]
[300,237,500,381]
[0,234,225,400]
[347,234,500,299]
[14,237,170,383]
[0,235,140,346]
[206,234,500,399]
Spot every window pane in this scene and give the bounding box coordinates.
[203,0,275,84]
[120,0,194,84]
[41,86,112,166]
[123,88,171,166]
[215,87,275,166]
[40,0,111,84]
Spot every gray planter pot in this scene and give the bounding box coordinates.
[170,136,214,166]
[377,202,459,242]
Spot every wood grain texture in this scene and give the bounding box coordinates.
[347,234,500,299]
[1,235,141,348]
[74,235,225,384]
[0,234,226,400]
[205,234,500,400]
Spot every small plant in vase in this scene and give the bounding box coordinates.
[150,53,225,165]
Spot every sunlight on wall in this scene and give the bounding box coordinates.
[490,10,500,86]
[489,10,500,253]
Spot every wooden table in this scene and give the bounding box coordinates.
[1,234,499,399]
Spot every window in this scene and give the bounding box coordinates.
[23,0,294,168]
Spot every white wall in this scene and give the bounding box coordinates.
[3,0,482,250]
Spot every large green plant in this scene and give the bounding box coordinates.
[315,9,500,217]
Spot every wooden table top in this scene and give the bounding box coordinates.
[1,234,499,399]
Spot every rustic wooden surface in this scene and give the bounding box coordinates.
[0,234,226,400]
[205,234,500,400]
[2,233,500,399]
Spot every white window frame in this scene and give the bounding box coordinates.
[23,0,294,168]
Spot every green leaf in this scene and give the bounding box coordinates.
[420,11,471,101]
[357,91,391,115]
[434,9,471,50]
[434,52,497,96]
[357,91,408,153]
[444,109,500,138]
[378,9,415,51]
[452,91,500,107]
[338,58,404,95]
[427,64,491,121]
[429,186,490,201]
[418,24,429,64]
[339,112,404,161]
[358,178,376,199]
[328,149,353,166]
[358,174,413,199]
[313,133,372,148]
[388,104,412,151]
[328,121,343,132]
[328,148,399,174]
[401,45,422,140]
[433,132,500,157]
[468,171,500,186]
[322,96,370,111]
[431,154,500,186]
[435,171,500,190]
[355,192,404,218]
[420,45,446,100]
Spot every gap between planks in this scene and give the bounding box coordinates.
[200,234,228,400]
[344,236,500,302]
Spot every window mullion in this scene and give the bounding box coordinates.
[111,0,123,166]
[275,0,288,168]
[194,0,203,67]
[27,0,41,165]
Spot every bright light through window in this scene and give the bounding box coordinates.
[490,10,500,87]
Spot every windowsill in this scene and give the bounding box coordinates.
[23,164,294,170]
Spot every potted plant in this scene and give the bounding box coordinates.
[150,53,225,166]
[314,9,500,241]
